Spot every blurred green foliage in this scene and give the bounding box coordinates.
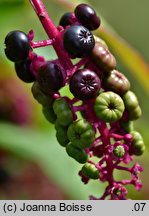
[0,0,149,199]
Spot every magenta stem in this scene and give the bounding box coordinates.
[31,39,53,48]
[110,133,124,140]
[29,0,73,71]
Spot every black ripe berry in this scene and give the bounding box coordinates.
[63,25,95,58]
[37,61,64,94]
[74,4,100,31]
[70,69,101,100]
[59,12,73,28]
[15,58,35,83]
[4,31,30,62]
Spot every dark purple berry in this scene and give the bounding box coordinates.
[37,61,64,95]
[74,4,100,30]
[59,12,74,28]
[70,69,101,100]
[4,31,30,62]
[15,58,35,83]
[63,25,95,58]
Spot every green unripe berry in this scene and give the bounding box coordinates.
[42,106,57,124]
[55,120,69,147]
[130,131,143,142]
[103,70,130,95]
[31,81,53,106]
[120,120,134,133]
[128,105,142,120]
[130,131,145,156]
[53,98,73,126]
[67,119,95,149]
[81,162,100,179]
[113,145,125,158]
[123,91,139,111]
[94,91,125,122]
[66,143,88,163]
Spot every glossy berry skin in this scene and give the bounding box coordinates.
[59,12,74,28]
[70,69,101,100]
[63,25,95,58]
[4,31,30,62]
[74,4,100,30]
[103,70,130,95]
[94,91,125,122]
[81,162,99,179]
[67,119,95,149]
[15,58,35,83]
[37,61,64,94]
[66,143,88,164]
[91,42,116,72]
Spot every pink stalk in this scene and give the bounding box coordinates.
[29,0,73,71]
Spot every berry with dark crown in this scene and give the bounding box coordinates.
[4,30,30,62]
[74,3,101,30]
[63,25,95,58]
[70,69,101,100]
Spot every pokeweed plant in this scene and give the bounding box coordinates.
[4,0,145,200]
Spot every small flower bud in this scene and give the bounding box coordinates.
[113,145,125,158]
[94,91,125,122]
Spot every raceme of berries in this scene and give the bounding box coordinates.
[4,0,145,200]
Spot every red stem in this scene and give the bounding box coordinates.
[29,0,73,71]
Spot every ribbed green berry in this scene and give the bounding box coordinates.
[123,91,139,111]
[53,98,73,126]
[103,70,130,95]
[130,131,145,156]
[31,81,53,106]
[81,162,100,179]
[66,143,88,163]
[94,91,125,122]
[42,106,57,124]
[67,119,95,149]
[128,105,142,120]
[113,145,125,158]
[55,120,69,147]
[120,120,134,133]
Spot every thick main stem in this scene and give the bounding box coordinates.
[29,0,73,71]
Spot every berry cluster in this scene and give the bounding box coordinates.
[4,0,145,200]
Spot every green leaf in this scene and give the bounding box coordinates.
[0,122,104,199]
